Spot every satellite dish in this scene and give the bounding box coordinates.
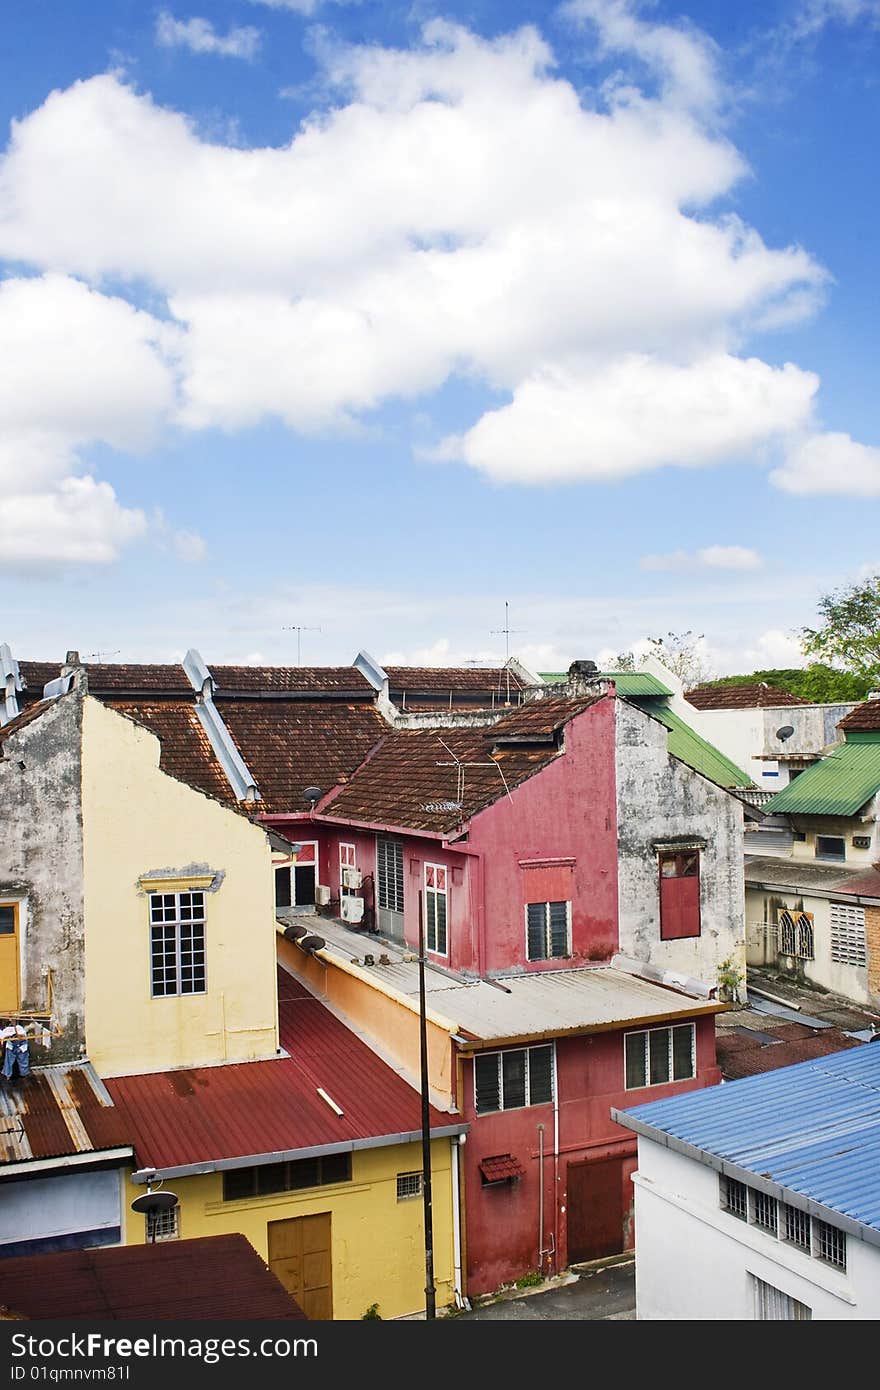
[130,1190,179,1216]
[776,725,795,742]
[303,785,323,808]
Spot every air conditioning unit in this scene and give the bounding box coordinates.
[341,866,363,890]
[341,896,365,924]
[315,884,331,906]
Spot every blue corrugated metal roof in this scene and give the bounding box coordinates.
[615,1043,880,1234]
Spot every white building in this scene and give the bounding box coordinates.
[613,1043,880,1320]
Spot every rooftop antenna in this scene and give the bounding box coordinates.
[84,650,121,663]
[283,625,322,666]
[490,601,525,705]
[434,737,513,807]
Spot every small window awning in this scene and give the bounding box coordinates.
[479,1153,526,1184]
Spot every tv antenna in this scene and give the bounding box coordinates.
[283,625,322,666]
[84,650,121,663]
[434,737,512,807]
[490,601,525,704]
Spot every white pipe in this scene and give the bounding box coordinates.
[553,1042,560,1277]
[537,1123,545,1275]
[451,1134,466,1308]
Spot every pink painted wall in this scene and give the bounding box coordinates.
[460,1015,719,1295]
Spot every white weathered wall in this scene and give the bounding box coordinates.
[615,700,745,990]
[745,885,870,1003]
[0,1169,122,1251]
[633,1140,879,1320]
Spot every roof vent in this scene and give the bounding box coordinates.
[64,650,80,666]
[0,643,22,726]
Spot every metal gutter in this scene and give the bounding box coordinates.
[0,1147,134,1179]
[183,648,260,803]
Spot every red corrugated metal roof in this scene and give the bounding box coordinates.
[0,1235,307,1320]
[106,971,462,1173]
[0,1064,131,1167]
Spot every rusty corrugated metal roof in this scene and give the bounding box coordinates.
[0,1064,131,1167]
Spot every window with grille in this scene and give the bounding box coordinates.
[777,909,814,961]
[814,1218,847,1270]
[222,1152,351,1201]
[751,1189,778,1235]
[149,892,206,997]
[396,1172,423,1200]
[783,1203,811,1251]
[474,1044,554,1114]
[830,903,867,967]
[752,1275,812,1321]
[525,901,570,961]
[377,839,404,913]
[146,1205,179,1242]
[722,1176,748,1221]
[424,864,448,955]
[624,1024,695,1090]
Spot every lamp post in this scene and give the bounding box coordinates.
[418,889,436,1319]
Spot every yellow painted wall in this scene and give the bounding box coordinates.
[277,932,455,1107]
[81,697,278,1075]
[121,1138,457,1320]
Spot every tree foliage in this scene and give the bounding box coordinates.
[695,664,873,703]
[801,575,880,680]
[645,631,713,688]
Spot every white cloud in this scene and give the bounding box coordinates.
[771,431,880,495]
[172,528,208,563]
[248,0,358,13]
[434,355,816,483]
[741,628,805,667]
[0,18,852,491]
[641,545,763,572]
[155,12,262,60]
[790,0,880,40]
[0,476,146,568]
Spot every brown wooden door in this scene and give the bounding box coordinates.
[0,905,20,1012]
[566,1158,625,1263]
[268,1213,332,1319]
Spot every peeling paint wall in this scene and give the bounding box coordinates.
[615,700,745,989]
[0,692,86,1061]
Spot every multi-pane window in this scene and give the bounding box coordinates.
[424,864,448,955]
[340,843,357,898]
[396,1172,423,1201]
[658,851,701,940]
[752,1276,812,1321]
[149,892,206,997]
[222,1152,351,1201]
[778,910,814,961]
[474,1044,554,1114]
[377,839,404,913]
[720,1178,847,1274]
[525,901,570,961]
[624,1024,695,1089]
[830,903,867,967]
[146,1205,180,1242]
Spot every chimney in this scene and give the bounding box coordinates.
[62,650,81,676]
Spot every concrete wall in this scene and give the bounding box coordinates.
[0,1168,123,1256]
[745,885,870,1003]
[615,700,745,989]
[121,1138,457,1321]
[81,698,279,1075]
[632,1140,878,1320]
[0,691,86,1061]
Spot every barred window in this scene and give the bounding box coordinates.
[720,1178,847,1275]
[722,1176,748,1221]
[377,839,404,913]
[814,1218,847,1271]
[783,1203,811,1251]
[149,892,206,997]
[624,1024,695,1090]
[778,910,814,961]
[146,1205,179,1242]
[474,1045,554,1114]
[752,1189,779,1235]
[396,1172,423,1201]
[525,901,570,961]
[830,903,867,967]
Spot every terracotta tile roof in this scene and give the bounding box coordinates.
[211,665,373,695]
[717,1021,861,1080]
[219,700,388,812]
[106,973,462,1173]
[0,698,58,748]
[386,665,529,709]
[0,1064,131,1168]
[106,700,237,807]
[18,661,191,697]
[0,1236,307,1320]
[685,683,808,710]
[323,695,602,832]
[838,699,880,732]
[15,662,62,703]
[478,1154,526,1183]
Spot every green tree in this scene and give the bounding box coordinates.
[697,665,872,703]
[801,576,880,682]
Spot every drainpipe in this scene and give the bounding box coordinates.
[537,1123,545,1276]
[451,1134,467,1309]
[553,1044,560,1277]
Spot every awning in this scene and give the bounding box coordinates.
[479,1154,526,1184]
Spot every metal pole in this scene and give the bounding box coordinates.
[418,889,436,1319]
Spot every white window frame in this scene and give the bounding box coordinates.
[274,841,319,911]
[424,863,448,957]
[396,1172,423,1201]
[751,1275,812,1321]
[339,842,357,898]
[830,902,867,967]
[149,891,207,998]
[624,1023,695,1090]
[473,1043,555,1115]
[376,838,405,914]
[524,900,571,962]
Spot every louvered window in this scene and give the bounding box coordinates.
[376,839,404,913]
[526,901,570,960]
[830,902,867,967]
[625,1024,695,1089]
[474,1044,554,1114]
[424,864,448,955]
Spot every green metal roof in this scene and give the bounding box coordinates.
[539,671,673,697]
[642,703,752,789]
[763,738,880,816]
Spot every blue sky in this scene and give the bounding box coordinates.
[1,0,879,674]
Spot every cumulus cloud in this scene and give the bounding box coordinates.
[156,12,262,60]
[0,476,146,568]
[771,431,880,495]
[248,0,357,13]
[0,15,859,503]
[641,545,763,572]
[172,528,208,563]
[789,0,880,39]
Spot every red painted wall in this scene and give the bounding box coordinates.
[460,1015,719,1295]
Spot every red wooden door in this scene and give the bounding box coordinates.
[566,1158,626,1263]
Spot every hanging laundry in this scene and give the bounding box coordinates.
[1,1036,29,1080]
